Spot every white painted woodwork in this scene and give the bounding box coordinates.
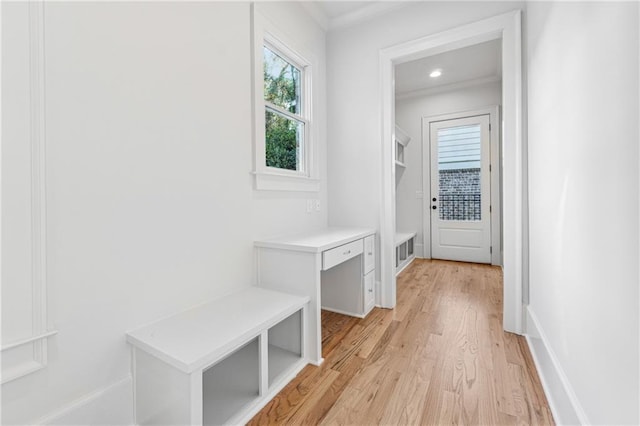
[363,235,376,274]
[322,239,363,271]
[255,227,376,365]
[127,288,307,374]
[429,114,491,264]
[525,308,582,425]
[255,227,375,253]
[395,232,416,275]
[363,270,375,312]
[395,125,411,146]
[321,256,365,317]
[393,124,417,276]
[127,287,309,425]
[395,125,411,168]
[33,376,134,425]
[251,5,321,192]
[1,0,55,386]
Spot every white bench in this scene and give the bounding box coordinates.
[126,287,309,425]
[396,232,416,275]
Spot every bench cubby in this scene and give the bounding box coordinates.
[127,287,309,425]
[396,232,417,275]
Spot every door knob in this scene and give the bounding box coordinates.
[432,197,437,202]
[432,205,437,210]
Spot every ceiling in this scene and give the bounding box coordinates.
[315,1,372,19]
[395,39,502,97]
[308,1,409,29]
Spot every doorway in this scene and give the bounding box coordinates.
[429,113,492,263]
[379,10,524,334]
[421,107,501,265]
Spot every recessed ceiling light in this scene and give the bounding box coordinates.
[429,69,442,78]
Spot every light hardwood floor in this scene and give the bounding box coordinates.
[249,259,554,425]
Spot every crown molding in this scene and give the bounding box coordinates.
[396,75,501,101]
[298,1,330,31]
[330,2,409,30]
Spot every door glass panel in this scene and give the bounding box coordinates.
[437,124,481,221]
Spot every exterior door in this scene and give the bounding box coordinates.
[430,114,491,263]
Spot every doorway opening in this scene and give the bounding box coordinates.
[379,10,524,334]
[421,107,501,265]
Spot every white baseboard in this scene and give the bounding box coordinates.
[36,375,133,425]
[525,307,590,425]
[415,243,424,258]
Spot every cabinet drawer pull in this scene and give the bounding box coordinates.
[344,250,351,255]
[368,289,373,293]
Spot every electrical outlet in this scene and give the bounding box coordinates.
[315,199,321,211]
[306,199,313,213]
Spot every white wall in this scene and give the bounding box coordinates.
[2,2,34,344]
[1,2,326,424]
[395,81,501,258]
[327,1,524,284]
[526,2,639,424]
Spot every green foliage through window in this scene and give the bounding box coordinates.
[265,110,301,170]
[263,46,303,171]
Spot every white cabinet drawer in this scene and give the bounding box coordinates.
[364,270,375,312]
[363,235,375,274]
[322,239,363,271]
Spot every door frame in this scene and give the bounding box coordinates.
[379,10,524,334]
[422,106,501,266]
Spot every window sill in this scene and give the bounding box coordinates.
[253,171,320,192]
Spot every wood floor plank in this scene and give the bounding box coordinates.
[249,259,554,426]
[295,354,365,425]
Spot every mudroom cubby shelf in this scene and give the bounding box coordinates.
[126,287,309,426]
[396,232,416,275]
[395,125,411,168]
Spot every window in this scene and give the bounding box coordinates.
[252,7,318,191]
[263,45,305,172]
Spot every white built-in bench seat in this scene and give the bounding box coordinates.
[395,232,416,275]
[126,287,309,425]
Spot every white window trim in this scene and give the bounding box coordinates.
[251,5,319,192]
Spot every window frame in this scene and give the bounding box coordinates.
[263,41,308,174]
[252,7,319,191]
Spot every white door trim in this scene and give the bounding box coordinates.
[422,106,501,266]
[379,10,523,334]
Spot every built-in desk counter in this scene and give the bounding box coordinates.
[255,227,376,365]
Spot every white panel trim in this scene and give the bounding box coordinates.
[35,376,134,425]
[526,307,590,425]
[1,330,58,352]
[2,0,56,384]
[380,10,524,333]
